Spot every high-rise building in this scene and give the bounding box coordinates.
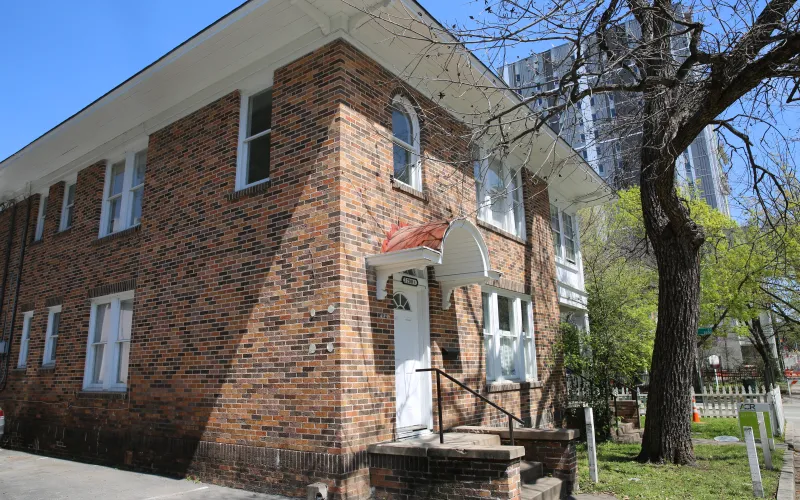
[502,15,731,216]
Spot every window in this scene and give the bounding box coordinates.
[42,305,61,366]
[563,213,577,263]
[238,88,273,189]
[550,204,562,258]
[34,194,48,241]
[551,206,579,265]
[83,292,133,392]
[60,182,76,231]
[101,151,146,236]
[17,311,33,369]
[474,152,525,237]
[482,290,536,382]
[391,95,421,190]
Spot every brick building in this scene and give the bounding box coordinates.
[0,1,611,498]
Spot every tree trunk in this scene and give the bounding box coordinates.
[637,222,699,464]
[637,148,702,464]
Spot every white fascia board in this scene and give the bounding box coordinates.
[366,247,442,300]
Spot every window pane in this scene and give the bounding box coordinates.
[92,344,105,384]
[116,342,130,384]
[48,336,58,362]
[392,105,412,145]
[246,133,271,185]
[107,198,122,234]
[51,312,60,337]
[521,300,530,333]
[93,304,111,343]
[497,295,511,331]
[500,337,516,377]
[133,152,146,186]
[481,292,491,332]
[66,183,76,205]
[248,89,272,137]
[129,188,143,227]
[64,206,74,229]
[565,238,576,262]
[393,143,411,184]
[487,158,507,224]
[119,300,133,341]
[110,162,125,196]
[550,205,560,231]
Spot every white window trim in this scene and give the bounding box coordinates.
[82,291,134,392]
[482,288,537,383]
[99,152,144,237]
[17,311,33,369]
[475,153,526,238]
[34,193,48,241]
[42,305,61,366]
[236,88,273,192]
[59,176,77,232]
[390,94,422,191]
[551,206,581,268]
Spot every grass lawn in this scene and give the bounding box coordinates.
[576,442,784,499]
[691,418,740,439]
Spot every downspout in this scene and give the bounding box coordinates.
[0,197,32,392]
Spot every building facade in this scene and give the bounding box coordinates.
[502,15,731,216]
[0,1,610,498]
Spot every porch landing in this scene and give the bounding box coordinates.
[368,433,564,499]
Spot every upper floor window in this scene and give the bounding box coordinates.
[42,305,61,366]
[101,151,146,237]
[17,311,33,369]
[83,292,133,392]
[474,152,525,238]
[34,194,47,241]
[60,181,76,231]
[237,88,272,190]
[563,213,577,263]
[391,95,421,190]
[551,206,579,265]
[482,290,536,382]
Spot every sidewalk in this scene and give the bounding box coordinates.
[0,448,288,500]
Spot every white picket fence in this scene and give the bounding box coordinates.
[692,385,785,436]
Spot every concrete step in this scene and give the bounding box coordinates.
[519,460,544,483]
[520,476,563,500]
[616,422,636,435]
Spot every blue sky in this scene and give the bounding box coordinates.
[1,0,483,163]
[1,0,793,221]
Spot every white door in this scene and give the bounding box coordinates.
[393,278,431,435]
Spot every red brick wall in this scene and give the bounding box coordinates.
[0,39,566,499]
[333,41,565,453]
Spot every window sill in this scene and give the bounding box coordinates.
[78,390,128,400]
[477,219,527,245]
[227,179,271,201]
[39,364,56,372]
[28,239,44,247]
[391,178,428,202]
[92,225,141,246]
[12,367,27,373]
[485,380,542,393]
[54,227,72,238]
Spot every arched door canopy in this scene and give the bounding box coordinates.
[366,220,501,309]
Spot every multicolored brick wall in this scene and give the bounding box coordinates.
[333,41,565,453]
[0,39,566,499]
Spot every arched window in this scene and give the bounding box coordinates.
[392,293,412,311]
[391,95,421,190]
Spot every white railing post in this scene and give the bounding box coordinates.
[584,407,598,483]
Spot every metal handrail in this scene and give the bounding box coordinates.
[416,367,526,445]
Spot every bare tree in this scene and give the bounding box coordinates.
[351,0,800,464]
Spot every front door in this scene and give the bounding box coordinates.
[393,274,432,437]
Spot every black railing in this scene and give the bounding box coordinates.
[416,368,526,445]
